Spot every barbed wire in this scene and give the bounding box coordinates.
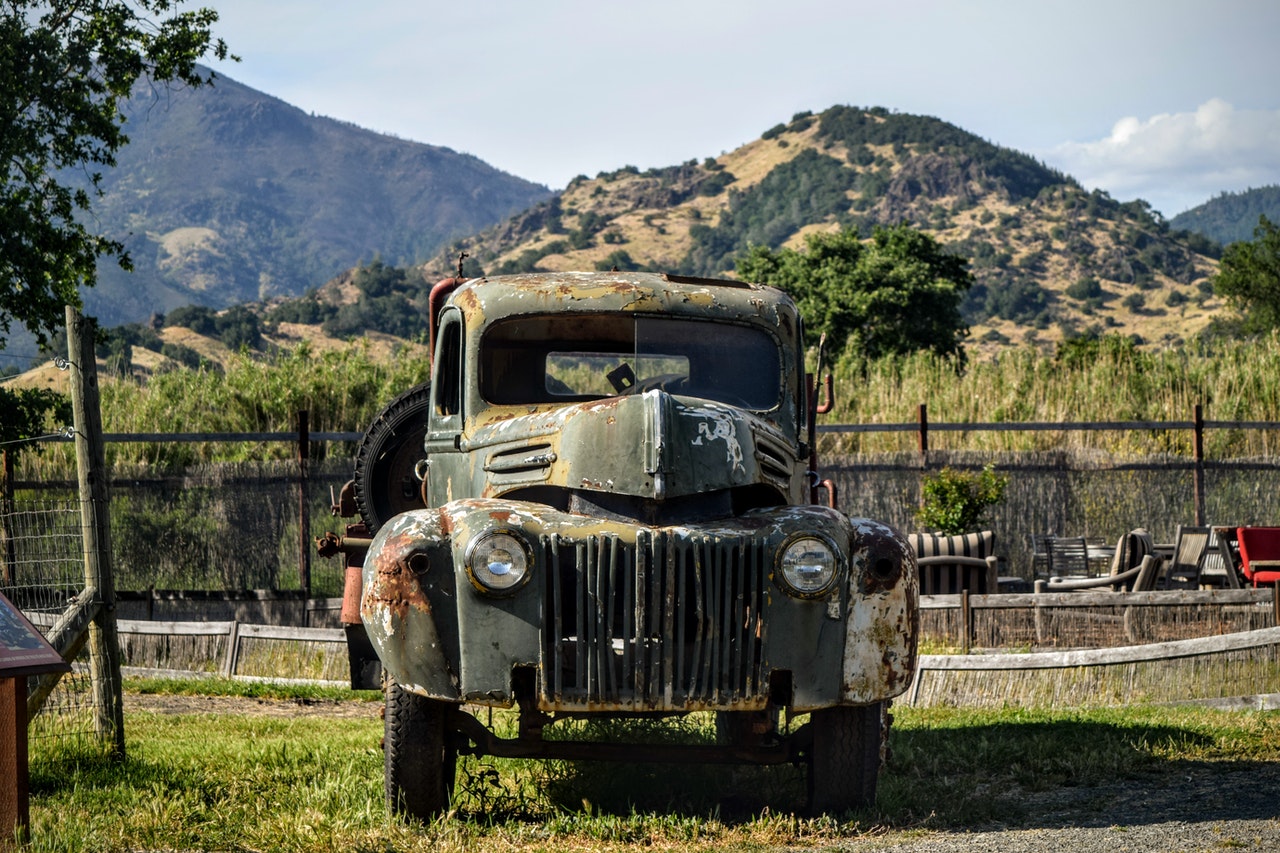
[0,426,76,447]
[0,354,74,375]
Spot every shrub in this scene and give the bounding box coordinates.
[1065,276,1103,301]
[915,464,1009,535]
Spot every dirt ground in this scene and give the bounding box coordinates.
[126,691,381,720]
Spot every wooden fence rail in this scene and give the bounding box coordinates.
[921,587,1280,652]
[114,618,348,687]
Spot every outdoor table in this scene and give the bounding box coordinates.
[1086,544,1114,577]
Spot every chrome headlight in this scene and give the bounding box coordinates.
[777,535,840,597]
[465,531,531,594]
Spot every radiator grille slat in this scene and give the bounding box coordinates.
[541,531,768,709]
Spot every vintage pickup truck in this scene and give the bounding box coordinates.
[321,270,918,819]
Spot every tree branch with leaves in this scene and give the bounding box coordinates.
[1,0,233,350]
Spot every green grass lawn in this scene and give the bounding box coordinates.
[24,681,1280,852]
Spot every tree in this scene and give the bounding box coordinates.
[1,1,231,350]
[1213,215,1280,332]
[736,224,974,364]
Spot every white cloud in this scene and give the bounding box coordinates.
[1044,99,1280,216]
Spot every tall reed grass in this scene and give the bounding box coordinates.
[17,339,432,476]
[18,332,1280,477]
[824,331,1280,457]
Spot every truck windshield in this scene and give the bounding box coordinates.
[481,315,780,410]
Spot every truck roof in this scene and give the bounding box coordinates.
[447,271,798,329]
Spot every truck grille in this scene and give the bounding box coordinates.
[540,530,769,710]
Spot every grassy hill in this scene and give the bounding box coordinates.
[425,106,1226,356]
[73,68,552,328]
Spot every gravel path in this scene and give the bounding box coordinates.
[863,760,1280,852]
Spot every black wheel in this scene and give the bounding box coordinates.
[354,382,431,533]
[384,676,456,822]
[807,702,885,814]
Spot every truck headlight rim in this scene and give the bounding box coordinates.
[776,533,841,598]
[465,530,532,595]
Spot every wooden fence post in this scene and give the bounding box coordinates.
[67,306,125,759]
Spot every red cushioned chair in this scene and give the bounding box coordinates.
[1235,527,1280,587]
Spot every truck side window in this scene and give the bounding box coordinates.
[434,315,462,417]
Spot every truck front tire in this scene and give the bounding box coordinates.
[384,677,456,822]
[807,702,884,814]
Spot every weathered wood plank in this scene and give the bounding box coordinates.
[920,589,1271,609]
[918,626,1280,671]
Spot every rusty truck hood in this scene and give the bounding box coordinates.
[465,388,799,502]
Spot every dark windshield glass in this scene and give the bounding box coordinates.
[481,315,780,409]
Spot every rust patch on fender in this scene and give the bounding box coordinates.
[368,531,432,621]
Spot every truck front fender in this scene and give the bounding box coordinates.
[361,510,461,700]
[842,518,919,703]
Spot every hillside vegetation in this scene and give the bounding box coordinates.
[428,106,1224,356]
[68,68,551,328]
[1170,185,1280,245]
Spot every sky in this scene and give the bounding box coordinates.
[206,0,1280,218]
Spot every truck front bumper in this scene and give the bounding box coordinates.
[362,499,917,713]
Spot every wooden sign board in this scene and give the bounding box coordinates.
[0,592,68,678]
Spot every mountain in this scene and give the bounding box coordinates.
[1169,186,1280,246]
[78,68,552,327]
[424,107,1226,354]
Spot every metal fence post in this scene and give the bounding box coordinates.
[297,410,311,605]
[0,451,13,586]
[1193,403,1206,526]
[917,403,929,466]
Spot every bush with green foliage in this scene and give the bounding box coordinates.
[915,464,1009,535]
[1122,293,1147,313]
[1065,276,1103,301]
[0,387,72,458]
[594,250,643,272]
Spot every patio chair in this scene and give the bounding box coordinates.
[909,530,998,595]
[1236,526,1280,587]
[1047,536,1089,578]
[1037,529,1161,592]
[1202,527,1243,589]
[1160,525,1211,589]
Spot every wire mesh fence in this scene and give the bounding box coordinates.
[1,496,100,751]
[11,457,354,600]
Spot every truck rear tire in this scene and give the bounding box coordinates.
[354,382,431,533]
[384,677,456,822]
[807,702,884,814]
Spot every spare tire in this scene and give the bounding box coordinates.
[353,382,432,533]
